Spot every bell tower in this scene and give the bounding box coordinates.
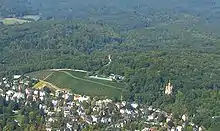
[165,80,173,95]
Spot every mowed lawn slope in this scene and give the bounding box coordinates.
[28,70,123,98]
[26,70,54,80]
[66,70,125,88]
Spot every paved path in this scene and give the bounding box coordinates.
[105,54,112,66]
[50,68,88,73]
[89,76,113,81]
[39,79,69,91]
[43,72,54,80]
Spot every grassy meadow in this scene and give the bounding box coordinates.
[27,70,123,99]
[26,70,54,80]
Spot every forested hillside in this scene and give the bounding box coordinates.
[0,20,121,73]
[1,0,220,29]
[1,19,220,129]
[1,0,220,129]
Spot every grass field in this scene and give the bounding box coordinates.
[0,18,30,25]
[27,70,124,99]
[26,70,54,80]
[66,70,125,88]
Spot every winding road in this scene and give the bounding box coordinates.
[105,54,112,66]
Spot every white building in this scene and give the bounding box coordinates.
[131,103,138,109]
[147,115,154,121]
[177,126,183,131]
[199,127,203,131]
[182,114,188,122]
[66,123,73,130]
[13,75,21,79]
[91,115,98,123]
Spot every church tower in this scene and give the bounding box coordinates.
[165,80,173,95]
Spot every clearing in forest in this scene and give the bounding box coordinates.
[0,18,30,25]
[27,69,124,99]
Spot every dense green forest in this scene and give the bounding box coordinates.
[1,0,220,29]
[1,20,220,129]
[1,0,220,129]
